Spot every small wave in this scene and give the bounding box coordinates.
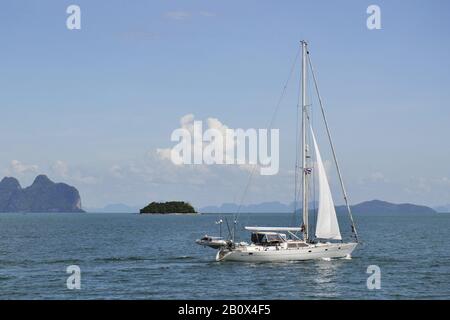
[0,258,83,267]
[170,255,194,260]
[0,259,38,267]
[46,259,83,264]
[94,256,153,263]
[0,275,15,281]
[368,256,408,264]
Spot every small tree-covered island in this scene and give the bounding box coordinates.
[140,201,197,214]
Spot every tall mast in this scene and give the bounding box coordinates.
[307,53,359,243]
[301,40,309,242]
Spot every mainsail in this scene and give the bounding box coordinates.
[310,128,342,240]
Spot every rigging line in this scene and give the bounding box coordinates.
[310,71,318,242]
[224,217,233,239]
[232,47,302,235]
[292,101,299,226]
[307,52,360,243]
[291,143,297,223]
[291,59,303,227]
[311,124,318,243]
[307,74,317,242]
[305,105,313,239]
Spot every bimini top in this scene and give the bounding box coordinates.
[244,226,303,232]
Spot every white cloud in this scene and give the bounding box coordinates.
[155,148,172,162]
[180,113,195,126]
[369,172,388,183]
[72,174,98,185]
[51,160,98,185]
[165,11,216,20]
[439,177,450,186]
[165,11,191,20]
[110,165,124,178]
[357,171,389,185]
[199,11,216,17]
[156,114,238,166]
[51,160,69,178]
[238,163,260,173]
[9,160,39,175]
[110,152,211,187]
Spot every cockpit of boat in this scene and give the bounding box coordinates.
[251,232,287,245]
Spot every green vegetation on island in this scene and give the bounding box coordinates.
[140,201,197,214]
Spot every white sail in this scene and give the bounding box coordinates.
[310,128,342,240]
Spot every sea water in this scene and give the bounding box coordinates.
[0,211,449,299]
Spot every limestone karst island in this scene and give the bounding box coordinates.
[0,175,84,213]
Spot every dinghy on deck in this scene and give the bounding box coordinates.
[195,235,228,249]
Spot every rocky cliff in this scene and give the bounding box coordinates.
[0,175,84,213]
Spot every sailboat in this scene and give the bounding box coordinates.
[196,41,359,262]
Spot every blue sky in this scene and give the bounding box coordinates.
[1,0,450,208]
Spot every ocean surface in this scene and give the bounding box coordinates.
[0,211,449,300]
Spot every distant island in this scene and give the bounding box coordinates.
[337,199,436,215]
[433,204,450,213]
[0,175,84,213]
[140,201,197,214]
[200,199,437,215]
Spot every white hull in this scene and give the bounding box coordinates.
[216,242,357,262]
